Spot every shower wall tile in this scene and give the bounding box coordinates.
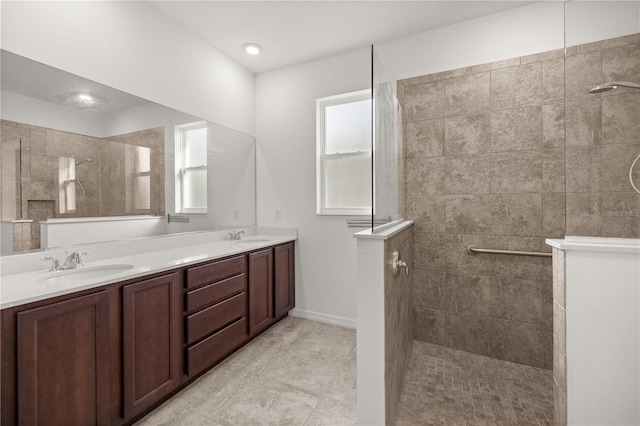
[542,282,554,328]
[413,233,447,272]
[565,51,602,100]
[602,93,640,145]
[490,107,542,152]
[406,194,445,233]
[577,32,640,54]
[565,99,602,146]
[543,192,566,238]
[444,114,490,155]
[490,193,542,237]
[520,48,564,65]
[542,148,565,193]
[491,254,543,281]
[405,119,445,158]
[492,277,542,323]
[446,313,492,357]
[566,192,602,236]
[445,234,492,276]
[444,155,490,194]
[406,157,446,194]
[403,81,444,122]
[602,143,640,192]
[412,270,452,310]
[566,146,602,192]
[444,72,490,116]
[471,57,520,73]
[492,319,549,369]
[444,195,492,235]
[414,308,447,346]
[601,192,640,238]
[491,63,542,110]
[542,58,565,103]
[542,103,566,149]
[490,151,542,193]
[450,273,492,317]
[602,43,640,83]
[553,301,566,393]
[400,66,472,87]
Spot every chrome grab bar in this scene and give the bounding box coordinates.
[467,245,552,258]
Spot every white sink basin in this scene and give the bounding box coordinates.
[36,264,135,285]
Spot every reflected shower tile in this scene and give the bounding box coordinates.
[565,51,602,100]
[445,195,492,235]
[449,273,492,316]
[490,194,543,237]
[471,57,521,73]
[405,119,444,158]
[602,43,640,84]
[403,81,445,122]
[444,114,490,155]
[444,72,490,116]
[542,103,565,149]
[491,63,542,110]
[543,192,566,239]
[490,106,542,152]
[566,193,602,236]
[542,58,565,103]
[521,48,565,65]
[602,192,640,238]
[566,146,601,192]
[30,130,47,153]
[491,277,543,323]
[542,148,565,193]
[445,154,490,194]
[490,151,542,194]
[602,143,640,192]
[565,98,602,146]
[602,92,640,145]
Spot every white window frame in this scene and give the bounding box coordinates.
[316,89,372,216]
[175,121,208,214]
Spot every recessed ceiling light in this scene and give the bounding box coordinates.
[243,43,262,55]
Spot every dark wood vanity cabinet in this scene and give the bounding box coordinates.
[7,291,111,426]
[274,242,295,320]
[248,248,274,336]
[122,272,182,421]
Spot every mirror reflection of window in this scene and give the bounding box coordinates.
[125,146,151,212]
[58,156,76,213]
[175,122,207,213]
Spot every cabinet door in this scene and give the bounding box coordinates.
[17,291,111,426]
[248,249,273,336]
[123,273,182,421]
[274,242,295,320]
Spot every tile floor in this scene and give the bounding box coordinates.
[137,318,553,426]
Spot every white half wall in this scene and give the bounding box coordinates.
[255,47,371,327]
[1,1,255,135]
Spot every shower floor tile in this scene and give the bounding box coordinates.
[396,340,554,426]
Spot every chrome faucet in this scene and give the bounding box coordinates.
[60,251,87,270]
[228,230,245,241]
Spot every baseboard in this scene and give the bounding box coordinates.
[289,308,356,329]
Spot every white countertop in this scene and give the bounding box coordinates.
[546,236,640,254]
[0,233,295,310]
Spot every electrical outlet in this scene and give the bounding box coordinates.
[233,209,240,220]
[275,209,282,221]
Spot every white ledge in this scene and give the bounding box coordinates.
[546,236,640,254]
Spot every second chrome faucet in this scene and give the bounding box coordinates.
[42,251,88,271]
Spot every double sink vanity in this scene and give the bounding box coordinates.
[0,229,296,425]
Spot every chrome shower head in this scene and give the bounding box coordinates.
[589,81,640,94]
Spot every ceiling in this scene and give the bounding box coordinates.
[149,1,535,74]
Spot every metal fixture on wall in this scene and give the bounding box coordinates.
[391,250,409,277]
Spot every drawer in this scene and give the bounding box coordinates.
[186,293,246,344]
[186,255,246,290]
[187,318,247,377]
[186,274,246,314]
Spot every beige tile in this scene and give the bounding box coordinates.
[413,233,447,272]
[491,63,542,110]
[602,92,640,145]
[543,192,566,239]
[554,384,567,426]
[304,397,355,426]
[553,302,566,395]
[565,193,602,236]
[542,103,566,149]
[414,307,447,346]
[602,143,640,192]
[406,193,445,234]
[446,312,492,357]
[490,193,543,237]
[404,119,444,158]
[602,192,640,238]
[492,277,543,323]
[490,106,542,152]
[542,58,565,103]
[446,234,492,276]
[471,57,521,73]
[566,146,602,193]
[444,113,490,156]
[521,48,565,65]
[565,51,602,100]
[542,148,566,193]
[444,154,490,194]
[450,273,492,317]
[576,33,640,54]
[412,270,452,310]
[492,319,548,369]
[602,43,640,85]
[491,253,543,282]
[565,98,602,146]
[402,81,445,122]
[445,194,492,235]
[552,248,566,308]
[444,72,490,116]
[491,151,542,194]
[406,157,446,195]
[542,281,553,328]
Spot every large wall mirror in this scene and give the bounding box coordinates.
[0,50,256,255]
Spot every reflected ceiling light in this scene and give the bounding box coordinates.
[76,93,95,105]
[243,43,262,55]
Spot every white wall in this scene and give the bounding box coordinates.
[1,1,255,135]
[255,47,371,327]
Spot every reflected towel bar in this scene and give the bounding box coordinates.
[467,245,552,258]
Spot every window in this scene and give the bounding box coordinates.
[175,121,207,213]
[316,90,372,215]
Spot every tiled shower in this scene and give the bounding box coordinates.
[397,32,639,371]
